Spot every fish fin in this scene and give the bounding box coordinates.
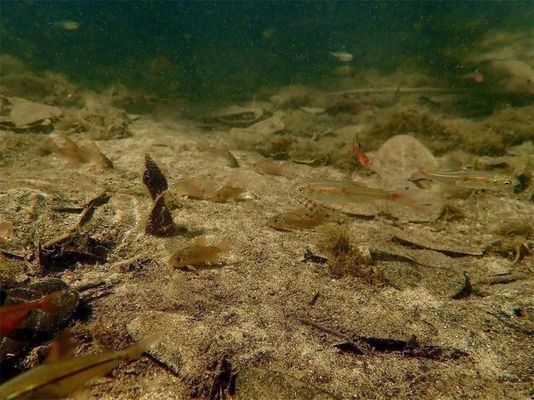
[36,290,62,314]
[122,334,161,361]
[56,133,89,163]
[409,168,430,181]
[217,238,232,252]
[88,141,113,169]
[390,193,416,208]
[71,388,92,400]
[193,236,209,247]
[46,329,77,362]
[40,138,61,154]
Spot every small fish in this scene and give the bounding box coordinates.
[210,184,247,203]
[87,141,114,169]
[0,334,157,400]
[351,140,370,167]
[52,20,80,31]
[0,220,15,244]
[45,330,77,362]
[197,143,239,168]
[296,180,415,207]
[40,134,112,169]
[268,208,324,232]
[176,178,247,203]
[330,51,353,63]
[297,197,346,223]
[409,169,519,191]
[176,177,211,200]
[0,291,61,336]
[169,237,232,270]
[254,160,288,176]
[269,199,345,231]
[262,28,275,39]
[460,69,484,84]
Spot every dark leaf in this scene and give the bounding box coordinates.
[143,154,168,200]
[145,194,175,237]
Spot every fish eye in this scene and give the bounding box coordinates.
[297,186,304,192]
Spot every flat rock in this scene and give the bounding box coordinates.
[230,115,285,136]
[372,134,438,182]
[5,97,62,127]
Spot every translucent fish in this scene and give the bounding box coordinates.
[52,20,80,31]
[269,199,345,231]
[0,291,61,336]
[254,160,288,176]
[176,178,247,203]
[176,177,211,200]
[197,143,239,168]
[268,208,324,231]
[40,134,113,169]
[330,51,353,62]
[262,28,275,39]
[169,237,232,270]
[0,220,15,244]
[460,70,484,84]
[409,169,519,191]
[296,180,415,207]
[210,184,247,203]
[0,335,157,400]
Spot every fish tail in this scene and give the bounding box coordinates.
[35,290,62,314]
[409,168,430,182]
[390,193,416,208]
[123,334,160,361]
[41,138,61,154]
[217,238,232,252]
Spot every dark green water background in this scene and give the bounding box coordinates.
[1,1,533,101]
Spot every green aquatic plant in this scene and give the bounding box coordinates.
[315,224,384,285]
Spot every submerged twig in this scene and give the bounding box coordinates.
[324,86,534,98]
[325,87,468,97]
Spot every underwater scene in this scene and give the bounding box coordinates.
[0,1,533,399]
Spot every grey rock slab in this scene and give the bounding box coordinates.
[230,115,285,136]
[371,134,438,182]
[7,97,62,127]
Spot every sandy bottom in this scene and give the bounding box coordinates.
[0,107,532,400]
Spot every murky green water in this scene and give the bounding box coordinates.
[1,1,532,101]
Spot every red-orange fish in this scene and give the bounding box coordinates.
[351,140,370,167]
[460,70,484,84]
[0,291,61,336]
